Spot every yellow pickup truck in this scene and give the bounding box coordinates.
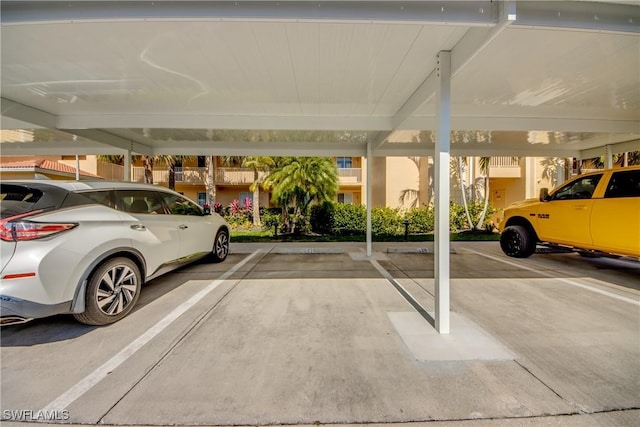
[499,166,640,259]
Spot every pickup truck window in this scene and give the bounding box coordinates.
[551,174,603,201]
[604,170,640,198]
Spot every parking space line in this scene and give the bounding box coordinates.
[462,247,640,307]
[370,259,435,327]
[41,249,262,413]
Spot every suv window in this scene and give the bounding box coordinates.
[116,190,166,214]
[157,192,204,216]
[551,174,603,200]
[0,184,44,218]
[79,190,115,208]
[604,170,640,198]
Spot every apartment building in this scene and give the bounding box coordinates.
[0,153,570,212]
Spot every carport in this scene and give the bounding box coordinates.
[1,0,639,334]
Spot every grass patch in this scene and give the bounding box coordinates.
[230,229,500,243]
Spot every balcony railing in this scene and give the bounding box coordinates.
[130,166,360,185]
[338,168,362,183]
[489,157,520,167]
[131,166,207,184]
[488,157,521,178]
[97,161,124,181]
[215,168,258,185]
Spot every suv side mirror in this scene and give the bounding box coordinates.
[539,188,550,202]
[202,205,211,215]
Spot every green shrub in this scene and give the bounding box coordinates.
[404,205,435,233]
[310,201,335,235]
[449,201,467,232]
[261,208,281,232]
[371,206,403,236]
[332,204,366,235]
[465,200,497,230]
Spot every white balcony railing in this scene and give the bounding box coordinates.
[97,161,124,181]
[131,166,361,185]
[489,157,520,167]
[131,166,206,184]
[338,168,362,183]
[488,157,521,178]
[215,168,257,184]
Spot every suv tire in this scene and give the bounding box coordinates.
[74,257,142,326]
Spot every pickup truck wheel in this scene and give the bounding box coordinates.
[500,225,536,258]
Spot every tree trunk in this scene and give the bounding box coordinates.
[205,156,216,205]
[144,157,154,184]
[252,170,261,227]
[458,157,474,229]
[475,175,490,230]
[168,163,176,191]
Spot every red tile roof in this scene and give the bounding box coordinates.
[0,159,99,177]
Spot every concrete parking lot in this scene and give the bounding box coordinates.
[1,242,639,426]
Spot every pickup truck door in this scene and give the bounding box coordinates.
[536,174,604,248]
[590,170,640,257]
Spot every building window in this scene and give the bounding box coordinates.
[197,192,206,206]
[239,192,252,205]
[197,156,206,168]
[336,157,352,169]
[337,192,353,204]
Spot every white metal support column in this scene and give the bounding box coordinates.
[124,150,131,181]
[556,158,565,185]
[435,51,451,334]
[605,145,614,169]
[366,142,373,257]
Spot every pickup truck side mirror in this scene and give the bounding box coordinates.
[539,188,550,202]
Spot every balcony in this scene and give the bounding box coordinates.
[215,168,258,185]
[488,157,521,178]
[97,161,124,181]
[130,166,358,186]
[338,168,362,184]
[132,166,207,184]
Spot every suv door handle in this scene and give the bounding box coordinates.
[179,225,188,229]
[130,224,146,231]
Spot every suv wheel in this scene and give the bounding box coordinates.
[211,229,229,263]
[500,225,536,258]
[74,257,141,326]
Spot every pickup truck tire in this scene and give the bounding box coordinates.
[500,225,536,258]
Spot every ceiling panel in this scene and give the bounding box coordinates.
[1,1,639,158]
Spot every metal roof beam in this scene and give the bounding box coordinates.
[579,139,640,160]
[61,129,152,156]
[1,98,57,129]
[1,1,496,26]
[57,114,391,132]
[151,141,367,157]
[0,140,127,156]
[513,1,640,34]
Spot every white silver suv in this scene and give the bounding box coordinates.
[0,181,229,326]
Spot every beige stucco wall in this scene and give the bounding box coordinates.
[385,157,421,210]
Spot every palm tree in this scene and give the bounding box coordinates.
[265,157,338,233]
[474,156,492,230]
[242,156,275,227]
[205,156,216,206]
[455,156,518,230]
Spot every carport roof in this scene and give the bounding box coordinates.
[1,1,639,158]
